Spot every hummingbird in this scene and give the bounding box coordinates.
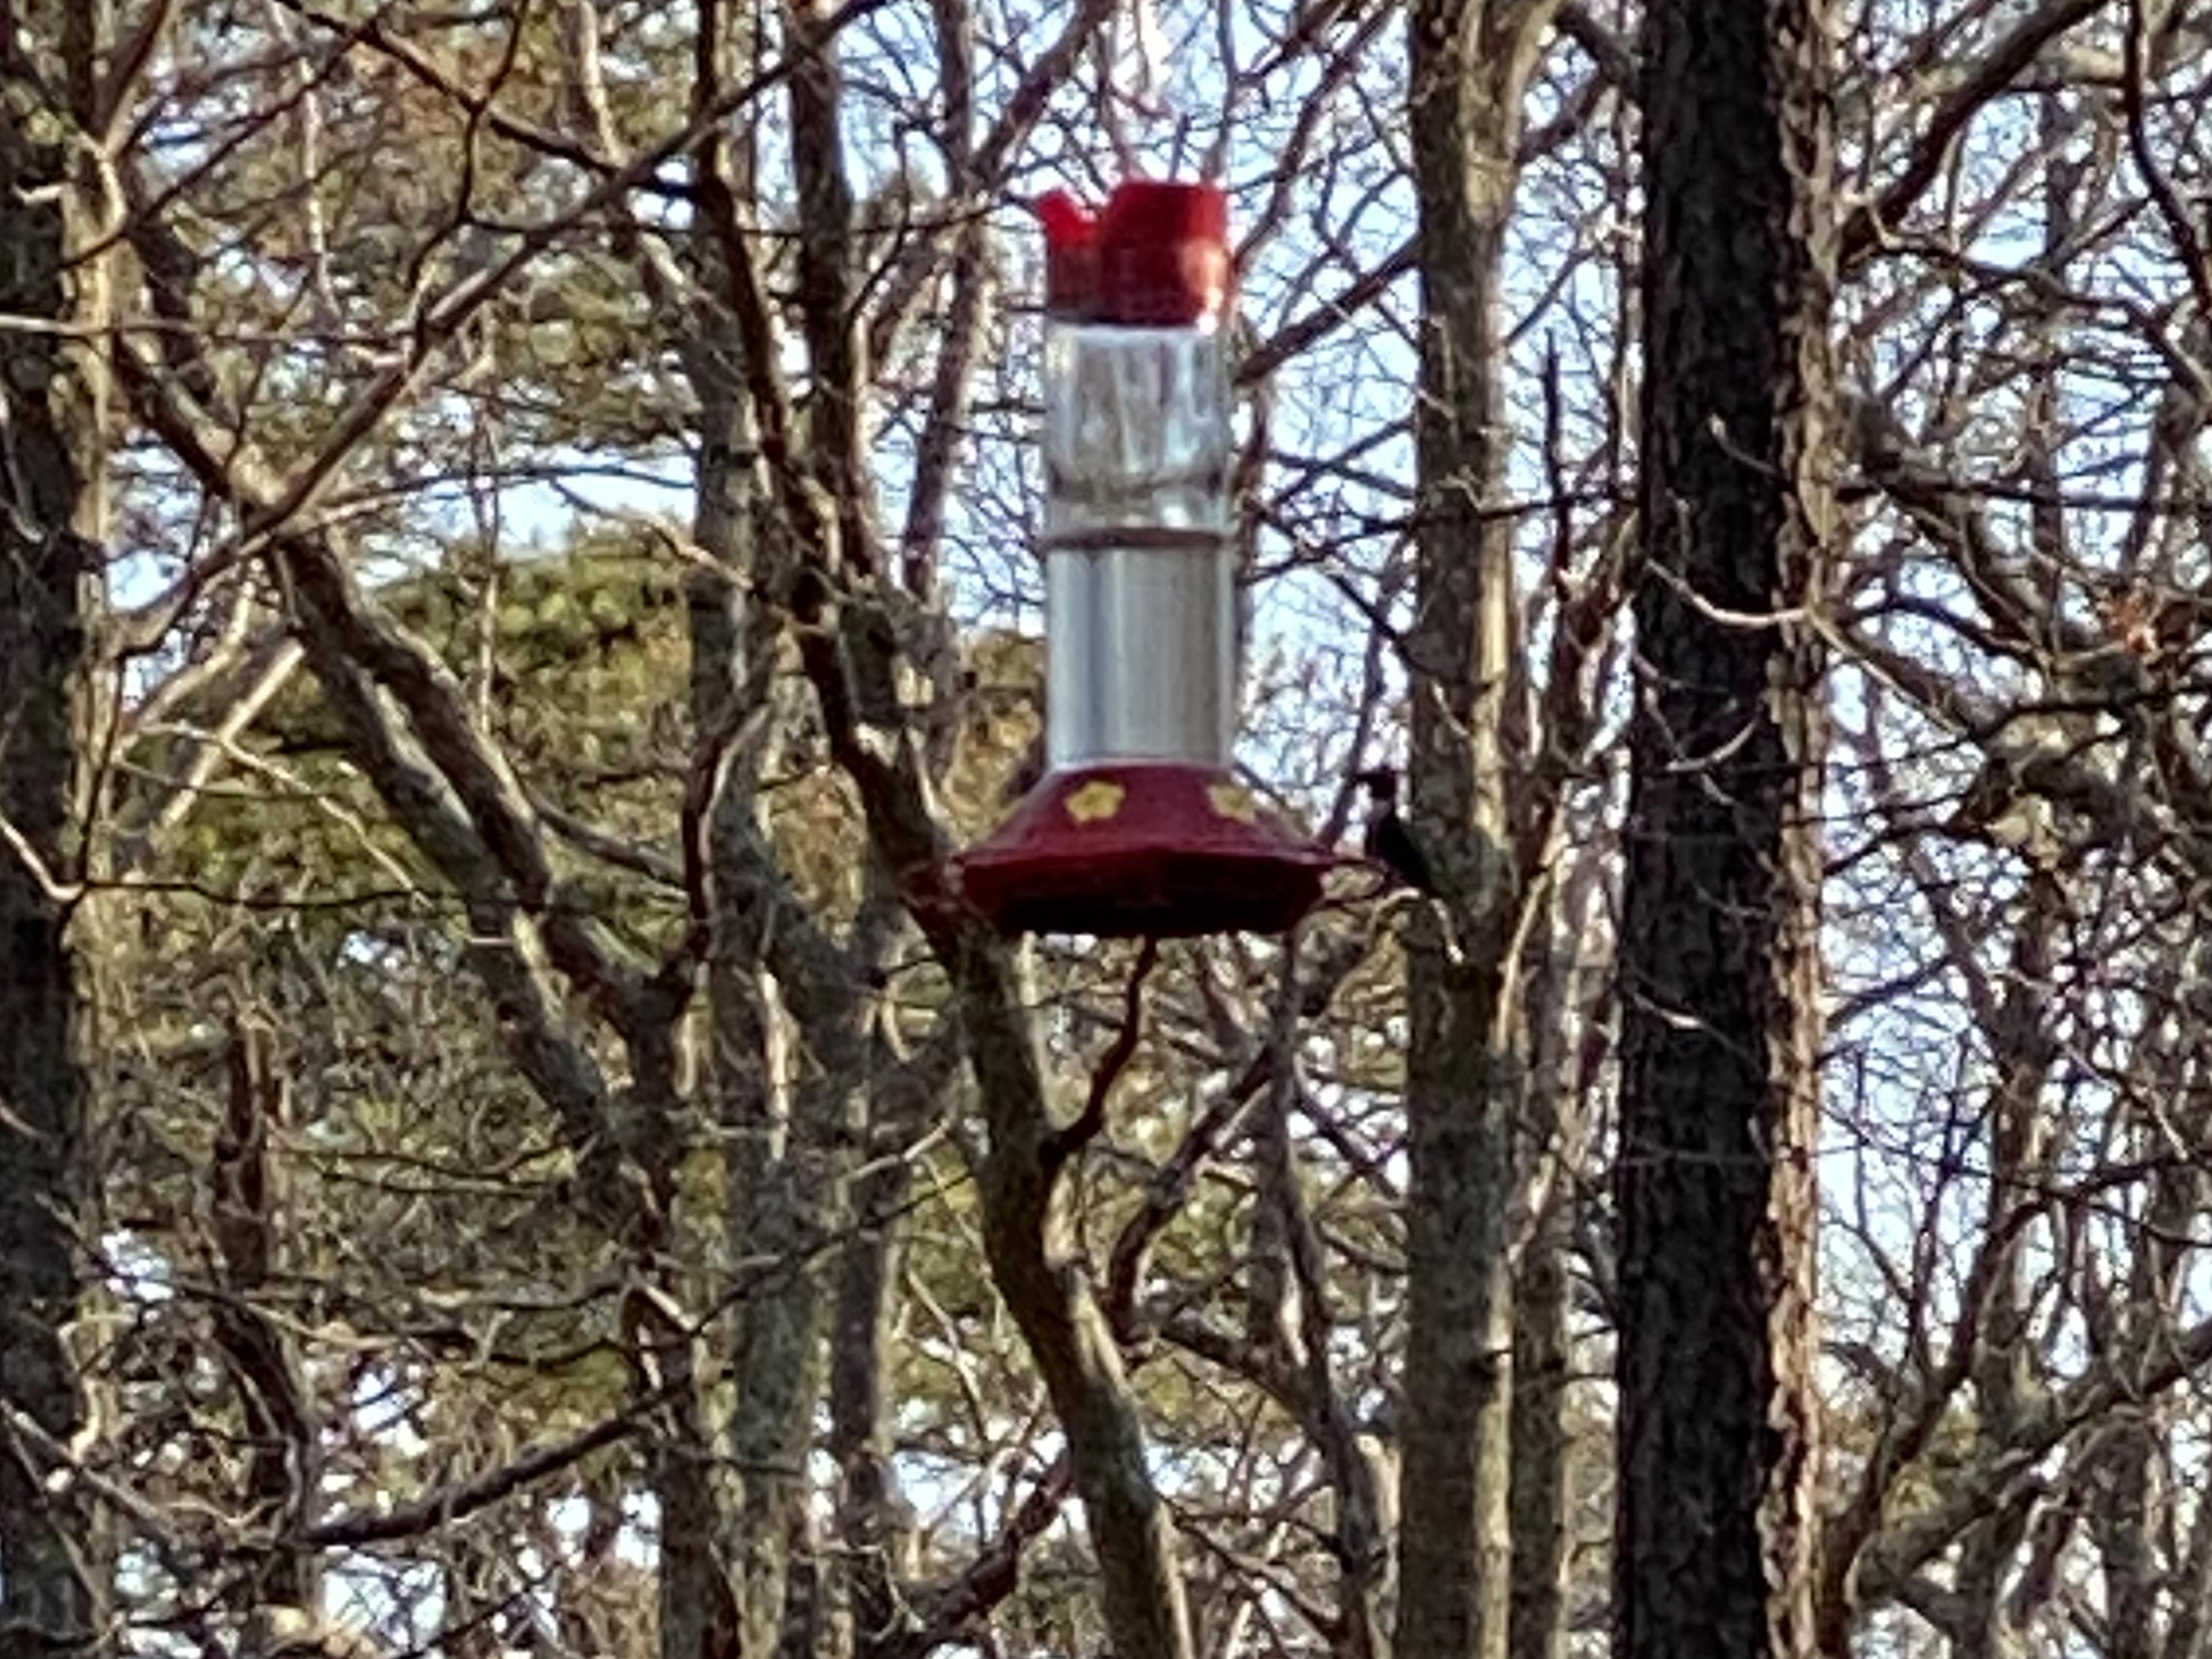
[1353,768,1439,896]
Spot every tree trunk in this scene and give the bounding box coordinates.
[960,940,1193,1659]
[1505,1191,1569,1659]
[833,1146,914,1659]
[659,10,859,1654]
[0,20,107,1649]
[723,1061,849,1659]
[679,296,851,1659]
[213,1019,320,1611]
[2101,1146,2200,1659]
[1395,3,1559,1659]
[1612,0,1835,1651]
[1506,857,1602,1659]
[1952,874,2059,1659]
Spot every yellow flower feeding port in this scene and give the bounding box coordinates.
[956,179,1334,939]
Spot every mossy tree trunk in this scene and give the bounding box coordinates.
[1396,1,1563,1657]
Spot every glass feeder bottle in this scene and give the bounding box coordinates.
[955,179,1334,940]
[1037,182,1238,772]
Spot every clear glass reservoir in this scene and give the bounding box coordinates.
[1042,320,1236,768]
[1034,180,1240,773]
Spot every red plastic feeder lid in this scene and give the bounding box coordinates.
[957,763,1335,939]
[1037,180,1233,327]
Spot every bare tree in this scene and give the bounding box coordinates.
[0,4,112,1648]
[1610,0,1836,1657]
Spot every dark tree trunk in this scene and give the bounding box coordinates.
[1612,0,1835,1652]
[213,1019,320,1611]
[0,28,105,1650]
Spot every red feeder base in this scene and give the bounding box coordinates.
[957,763,1337,939]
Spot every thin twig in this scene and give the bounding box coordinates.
[1043,937,1162,1177]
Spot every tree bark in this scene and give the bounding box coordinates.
[957,937,1193,1659]
[1505,1191,1569,1659]
[213,1019,320,1610]
[832,1142,915,1659]
[663,7,863,1654]
[1395,2,1559,1658]
[1506,855,1602,1659]
[1612,0,1835,1650]
[0,18,107,1649]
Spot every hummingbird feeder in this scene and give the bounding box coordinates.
[957,179,1334,939]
